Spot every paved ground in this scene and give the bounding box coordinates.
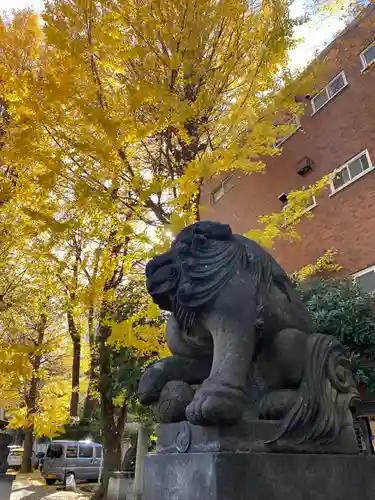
[10,473,93,500]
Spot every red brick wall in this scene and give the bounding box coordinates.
[201,5,375,275]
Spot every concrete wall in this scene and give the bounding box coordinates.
[201,5,375,275]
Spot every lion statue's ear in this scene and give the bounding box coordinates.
[194,221,232,240]
[175,221,233,246]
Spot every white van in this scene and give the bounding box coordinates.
[42,440,103,485]
[7,446,39,470]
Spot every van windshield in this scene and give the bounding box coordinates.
[46,444,63,458]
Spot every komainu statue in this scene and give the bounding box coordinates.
[138,221,360,446]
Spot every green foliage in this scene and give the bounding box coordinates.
[297,278,375,390]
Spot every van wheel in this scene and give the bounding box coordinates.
[45,478,56,485]
[64,472,76,490]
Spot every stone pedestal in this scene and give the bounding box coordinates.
[143,452,375,500]
[0,474,15,500]
[143,421,369,500]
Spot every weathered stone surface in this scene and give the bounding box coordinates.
[143,452,375,500]
[107,471,134,500]
[154,381,195,424]
[155,419,358,455]
[139,222,365,500]
[138,221,360,449]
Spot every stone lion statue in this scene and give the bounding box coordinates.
[138,221,359,445]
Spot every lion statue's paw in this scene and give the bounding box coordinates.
[185,381,248,426]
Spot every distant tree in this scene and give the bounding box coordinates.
[0,270,71,473]
[297,278,375,391]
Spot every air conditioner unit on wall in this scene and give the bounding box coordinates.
[297,157,314,176]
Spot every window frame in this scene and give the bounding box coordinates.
[311,71,348,115]
[275,115,302,147]
[329,150,374,196]
[352,265,375,294]
[65,445,78,458]
[282,195,317,215]
[79,445,94,458]
[360,40,375,72]
[46,444,63,459]
[210,174,234,204]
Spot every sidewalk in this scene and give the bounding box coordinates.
[10,472,92,500]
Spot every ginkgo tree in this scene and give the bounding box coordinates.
[0,257,72,473]
[0,1,325,233]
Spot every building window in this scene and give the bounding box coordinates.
[282,194,317,214]
[275,115,301,147]
[360,40,375,71]
[330,150,373,195]
[353,265,375,294]
[211,175,234,204]
[311,71,348,114]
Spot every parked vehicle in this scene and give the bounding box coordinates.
[7,446,39,470]
[42,440,103,485]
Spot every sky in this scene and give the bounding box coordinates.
[0,0,43,12]
[289,0,347,70]
[0,0,348,70]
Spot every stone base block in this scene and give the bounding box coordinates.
[143,452,375,500]
[107,471,134,500]
[0,474,15,500]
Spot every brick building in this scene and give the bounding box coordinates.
[202,4,375,291]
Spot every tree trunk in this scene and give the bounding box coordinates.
[64,236,83,419]
[20,375,39,473]
[20,314,46,473]
[83,304,99,421]
[67,310,80,419]
[70,336,81,419]
[20,428,34,473]
[83,354,99,422]
[93,301,123,499]
[93,218,126,499]
[20,374,39,473]
[94,400,122,499]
